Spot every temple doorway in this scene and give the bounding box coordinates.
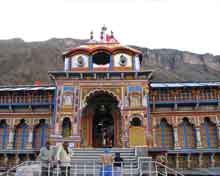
[92,104,114,147]
[81,90,121,148]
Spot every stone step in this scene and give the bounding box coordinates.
[72,152,135,156]
[72,155,135,159]
[72,149,135,154]
[72,148,134,151]
[70,168,140,175]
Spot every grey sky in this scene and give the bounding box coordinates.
[0,0,219,54]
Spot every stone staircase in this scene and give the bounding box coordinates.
[70,148,144,175]
[0,148,184,176]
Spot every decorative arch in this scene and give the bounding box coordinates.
[0,120,9,149]
[82,89,121,108]
[129,114,143,126]
[177,116,196,126]
[155,118,174,148]
[153,117,173,128]
[33,119,49,149]
[200,117,218,148]
[14,119,29,150]
[81,90,122,147]
[178,117,196,148]
[62,117,72,137]
[63,45,141,57]
[201,116,217,125]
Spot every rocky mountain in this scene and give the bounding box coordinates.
[0,38,219,85]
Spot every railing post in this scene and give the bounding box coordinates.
[165,166,168,176]
[56,163,59,176]
[74,162,77,176]
[93,160,95,175]
[121,161,124,176]
[65,164,68,176]
[149,161,152,176]
[47,162,50,176]
[112,163,114,176]
[102,163,104,176]
[155,162,158,176]
[38,162,41,176]
[84,163,86,176]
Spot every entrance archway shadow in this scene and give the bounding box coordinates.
[81,91,122,148]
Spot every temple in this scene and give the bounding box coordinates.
[0,27,220,172]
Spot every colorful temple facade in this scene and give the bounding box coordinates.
[0,28,220,171]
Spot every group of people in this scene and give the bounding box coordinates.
[38,141,124,176]
[38,141,71,176]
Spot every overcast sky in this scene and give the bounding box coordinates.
[0,0,220,54]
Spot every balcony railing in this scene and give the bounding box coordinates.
[0,96,51,105]
[150,93,218,104]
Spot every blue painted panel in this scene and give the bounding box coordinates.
[21,126,28,149]
[63,86,74,92]
[3,127,7,149]
[161,122,165,146]
[128,86,142,93]
[183,121,188,148]
[205,121,211,148]
[89,55,93,70]
[109,55,113,70]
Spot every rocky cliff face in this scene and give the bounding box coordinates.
[0,38,219,85]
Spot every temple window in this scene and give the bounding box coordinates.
[178,118,196,148]
[156,119,174,148]
[200,117,218,148]
[33,119,49,149]
[129,95,141,107]
[130,117,142,126]
[62,117,72,137]
[0,120,9,149]
[14,119,29,150]
[92,52,110,69]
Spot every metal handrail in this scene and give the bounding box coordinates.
[0,161,29,176]
[138,157,184,176]
[0,158,185,176]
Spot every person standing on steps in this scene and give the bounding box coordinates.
[38,141,53,176]
[56,141,71,176]
[100,148,113,176]
[114,152,123,176]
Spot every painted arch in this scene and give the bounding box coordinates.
[14,119,29,150]
[33,119,49,149]
[0,120,9,149]
[200,117,218,148]
[155,118,174,148]
[178,117,196,148]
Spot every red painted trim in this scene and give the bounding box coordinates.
[63,46,142,57]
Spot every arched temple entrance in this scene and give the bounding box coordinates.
[81,90,122,147]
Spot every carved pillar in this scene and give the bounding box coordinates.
[217,126,220,148]
[7,127,14,149]
[152,128,157,147]
[199,153,203,168]
[195,127,202,148]
[4,154,8,166]
[15,154,20,165]
[211,153,215,167]
[27,127,34,149]
[176,153,179,169]
[173,127,180,149]
[121,114,128,147]
[55,122,60,135]
[187,154,191,169]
